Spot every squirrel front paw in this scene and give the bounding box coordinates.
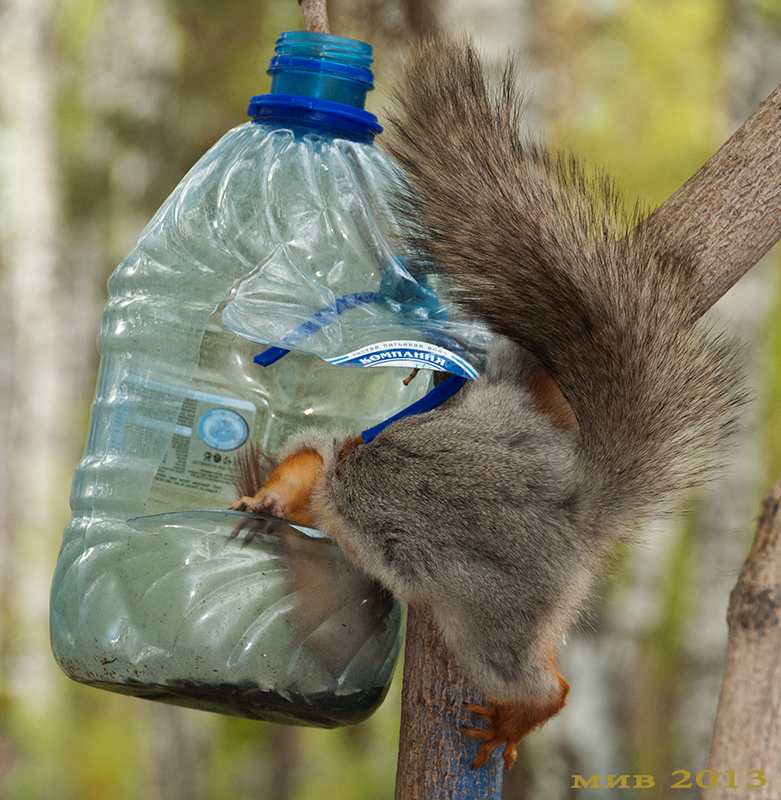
[231,492,288,519]
[230,448,324,528]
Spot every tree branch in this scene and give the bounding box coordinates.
[298,0,330,34]
[641,83,781,320]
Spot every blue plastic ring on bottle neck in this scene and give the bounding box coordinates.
[267,56,374,109]
[248,94,382,143]
[268,56,374,88]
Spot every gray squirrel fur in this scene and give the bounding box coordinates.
[237,39,746,719]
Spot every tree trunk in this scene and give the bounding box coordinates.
[705,476,781,797]
[0,0,63,716]
[395,604,502,800]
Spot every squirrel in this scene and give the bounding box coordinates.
[231,39,746,769]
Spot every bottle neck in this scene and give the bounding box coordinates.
[248,31,382,143]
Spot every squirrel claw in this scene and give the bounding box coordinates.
[229,497,252,513]
[463,702,494,719]
[463,698,521,769]
[228,448,323,528]
[463,725,514,768]
[229,494,285,517]
[228,495,288,542]
[462,724,494,742]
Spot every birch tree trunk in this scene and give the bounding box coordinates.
[0,0,64,719]
[395,605,503,800]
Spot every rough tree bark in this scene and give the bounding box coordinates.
[705,477,781,798]
[395,605,502,800]
[394,82,781,798]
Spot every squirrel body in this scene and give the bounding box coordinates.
[232,39,745,768]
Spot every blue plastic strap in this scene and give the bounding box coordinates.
[253,292,379,368]
[249,292,469,440]
[251,286,478,378]
[254,347,290,366]
[254,349,468,444]
[360,374,468,443]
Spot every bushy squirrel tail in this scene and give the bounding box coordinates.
[384,38,745,518]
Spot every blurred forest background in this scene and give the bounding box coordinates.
[1,0,781,798]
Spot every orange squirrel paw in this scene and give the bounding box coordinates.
[230,492,287,518]
[463,700,525,770]
[463,679,569,770]
[229,448,324,528]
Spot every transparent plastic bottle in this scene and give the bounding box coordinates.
[50,32,434,726]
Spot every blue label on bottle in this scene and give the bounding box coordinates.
[196,408,250,451]
[326,341,479,380]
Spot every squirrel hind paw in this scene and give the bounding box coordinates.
[463,682,569,770]
[463,719,516,769]
[463,702,521,770]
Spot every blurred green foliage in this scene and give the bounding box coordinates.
[540,0,726,207]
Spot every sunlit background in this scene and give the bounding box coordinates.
[1,0,780,798]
